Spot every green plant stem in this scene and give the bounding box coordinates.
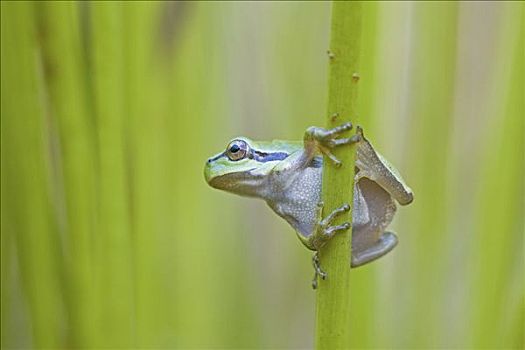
[122,4,162,345]
[39,2,98,346]
[1,2,62,346]
[91,3,133,346]
[315,2,362,349]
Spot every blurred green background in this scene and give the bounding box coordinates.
[1,1,523,349]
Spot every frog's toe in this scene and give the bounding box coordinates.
[324,122,358,144]
[311,252,328,289]
[317,124,361,166]
[306,123,355,143]
[324,222,351,237]
[326,122,353,137]
[328,137,354,147]
[318,145,342,166]
[320,202,351,227]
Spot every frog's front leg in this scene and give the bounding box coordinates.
[300,202,351,250]
[304,122,361,167]
[300,202,351,289]
[272,122,360,179]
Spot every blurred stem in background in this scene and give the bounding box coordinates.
[38,2,98,346]
[468,5,524,346]
[399,2,459,347]
[122,4,163,345]
[91,2,133,346]
[1,2,63,347]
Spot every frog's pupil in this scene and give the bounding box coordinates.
[230,145,240,153]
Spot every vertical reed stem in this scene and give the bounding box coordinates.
[315,2,362,349]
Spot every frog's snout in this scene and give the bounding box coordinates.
[204,164,211,183]
[204,159,214,184]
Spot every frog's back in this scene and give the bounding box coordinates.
[251,139,303,155]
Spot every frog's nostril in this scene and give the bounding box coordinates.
[207,158,212,163]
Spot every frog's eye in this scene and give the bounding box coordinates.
[226,139,249,161]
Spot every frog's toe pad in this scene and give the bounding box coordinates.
[324,222,351,237]
[351,231,398,268]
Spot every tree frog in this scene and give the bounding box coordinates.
[204,123,413,288]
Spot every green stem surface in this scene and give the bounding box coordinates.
[315,2,362,349]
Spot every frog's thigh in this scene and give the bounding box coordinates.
[351,231,398,267]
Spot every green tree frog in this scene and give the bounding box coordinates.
[204,123,413,288]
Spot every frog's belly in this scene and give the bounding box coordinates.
[267,168,393,242]
[266,167,321,237]
[273,189,372,238]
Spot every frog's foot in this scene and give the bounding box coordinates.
[351,231,398,267]
[307,202,351,289]
[311,252,326,289]
[305,202,351,251]
[304,122,361,167]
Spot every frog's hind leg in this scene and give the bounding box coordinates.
[351,231,398,267]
